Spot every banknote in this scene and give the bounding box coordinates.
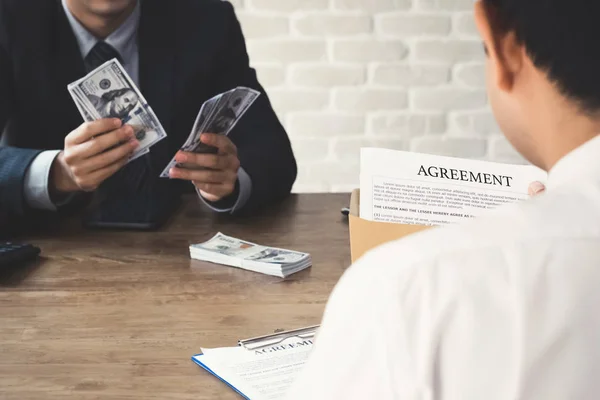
[67,58,167,161]
[160,87,260,178]
[204,88,260,135]
[181,93,223,153]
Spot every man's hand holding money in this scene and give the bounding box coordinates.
[169,133,240,202]
[50,119,139,195]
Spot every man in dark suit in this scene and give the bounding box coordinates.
[0,0,297,230]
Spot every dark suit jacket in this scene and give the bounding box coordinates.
[0,0,297,229]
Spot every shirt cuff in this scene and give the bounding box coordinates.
[24,150,78,211]
[199,167,252,213]
[24,150,61,211]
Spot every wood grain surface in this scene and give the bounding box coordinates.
[0,194,351,399]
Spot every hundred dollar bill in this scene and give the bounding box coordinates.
[70,95,150,161]
[67,58,167,162]
[160,87,260,178]
[181,93,223,153]
[71,94,150,161]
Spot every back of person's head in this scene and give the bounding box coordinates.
[475,0,600,169]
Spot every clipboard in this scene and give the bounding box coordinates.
[191,356,251,399]
[238,325,319,350]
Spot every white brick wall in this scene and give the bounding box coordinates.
[230,0,525,193]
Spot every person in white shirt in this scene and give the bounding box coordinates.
[286,0,600,399]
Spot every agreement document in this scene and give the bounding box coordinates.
[360,148,547,225]
[192,336,313,400]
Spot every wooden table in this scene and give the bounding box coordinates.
[0,194,351,399]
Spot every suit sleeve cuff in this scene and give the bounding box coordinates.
[199,167,252,213]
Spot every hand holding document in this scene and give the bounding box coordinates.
[67,59,167,162]
[192,327,316,400]
[190,233,312,278]
[360,148,548,225]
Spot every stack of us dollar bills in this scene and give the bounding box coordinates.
[67,58,260,175]
[67,59,167,162]
[160,87,260,177]
[190,233,312,278]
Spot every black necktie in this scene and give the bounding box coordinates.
[83,42,161,224]
[85,41,123,72]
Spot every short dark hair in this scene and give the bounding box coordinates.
[484,0,600,115]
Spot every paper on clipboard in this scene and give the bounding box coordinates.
[192,327,317,400]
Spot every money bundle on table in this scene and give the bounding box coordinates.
[67,59,167,162]
[190,233,312,278]
[160,87,260,178]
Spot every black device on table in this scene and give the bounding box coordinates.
[0,242,41,268]
[83,193,181,231]
[82,166,182,231]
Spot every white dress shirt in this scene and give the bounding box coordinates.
[24,0,251,213]
[287,135,600,400]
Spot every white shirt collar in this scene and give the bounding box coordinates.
[61,0,140,59]
[547,134,600,189]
